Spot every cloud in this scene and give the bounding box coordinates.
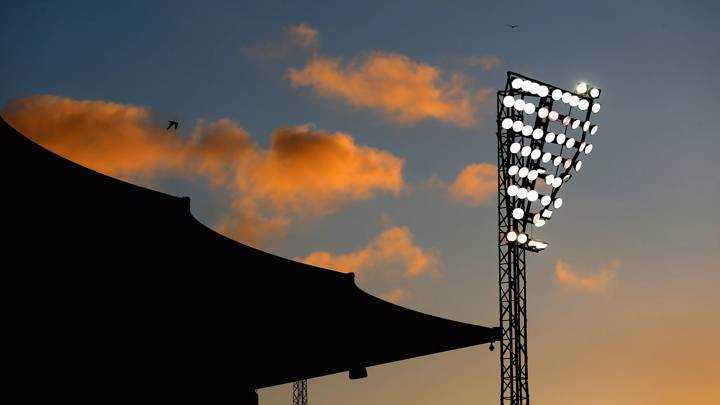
[287,52,478,126]
[463,55,502,71]
[448,163,497,206]
[2,95,404,246]
[287,23,319,49]
[380,288,412,304]
[241,125,404,217]
[297,226,440,279]
[555,259,621,295]
[1,95,187,176]
[243,23,319,58]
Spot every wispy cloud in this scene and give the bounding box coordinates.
[555,259,621,295]
[463,55,502,71]
[2,95,405,246]
[448,163,497,206]
[242,23,319,59]
[380,287,412,304]
[424,163,496,206]
[288,52,482,126]
[297,226,440,279]
[287,23,318,49]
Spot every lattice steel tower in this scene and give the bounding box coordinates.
[292,380,307,405]
[496,71,603,405]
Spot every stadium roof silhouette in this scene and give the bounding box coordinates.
[2,116,500,404]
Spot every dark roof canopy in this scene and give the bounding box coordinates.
[2,117,499,404]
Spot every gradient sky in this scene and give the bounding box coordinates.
[2,1,719,404]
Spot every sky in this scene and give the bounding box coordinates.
[2,0,719,404]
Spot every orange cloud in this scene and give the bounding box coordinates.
[0,95,186,176]
[449,163,497,206]
[464,55,502,71]
[242,126,404,217]
[380,288,412,304]
[297,226,440,278]
[287,52,477,126]
[2,95,405,246]
[555,259,621,294]
[287,23,318,49]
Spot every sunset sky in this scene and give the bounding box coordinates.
[2,1,719,404]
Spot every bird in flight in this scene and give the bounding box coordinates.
[167,120,179,131]
[506,24,519,29]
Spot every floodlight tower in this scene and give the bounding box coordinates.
[293,380,307,405]
[496,71,602,405]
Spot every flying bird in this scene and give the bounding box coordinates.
[167,120,179,131]
[506,24,520,29]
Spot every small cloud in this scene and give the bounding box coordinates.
[555,259,621,295]
[287,23,319,49]
[380,288,412,304]
[287,52,482,126]
[242,23,319,59]
[425,174,450,191]
[448,163,497,206]
[297,226,440,279]
[463,55,502,71]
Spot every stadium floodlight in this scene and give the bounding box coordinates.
[527,239,549,251]
[496,71,604,405]
[578,99,590,110]
[517,233,528,244]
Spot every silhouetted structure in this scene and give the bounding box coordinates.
[2,116,500,405]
